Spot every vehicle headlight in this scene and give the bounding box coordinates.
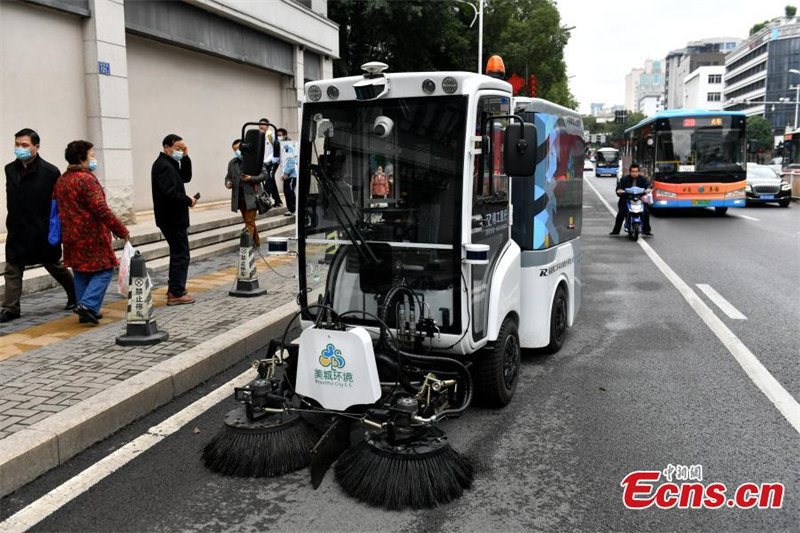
[745,184,751,192]
[655,189,676,198]
[781,181,791,190]
[725,188,745,198]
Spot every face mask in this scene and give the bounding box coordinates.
[88,159,98,171]
[277,136,285,142]
[14,148,32,161]
[234,149,242,159]
[171,150,184,162]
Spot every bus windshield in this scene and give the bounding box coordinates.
[655,116,745,180]
[596,150,619,165]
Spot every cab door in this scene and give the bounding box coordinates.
[470,94,511,342]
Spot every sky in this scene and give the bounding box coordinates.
[557,0,794,114]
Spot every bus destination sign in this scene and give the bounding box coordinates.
[682,117,723,127]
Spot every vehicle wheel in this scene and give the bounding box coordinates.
[474,317,520,407]
[714,207,728,215]
[629,222,640,241]
[779,199,790,208]
[544,285,568,354]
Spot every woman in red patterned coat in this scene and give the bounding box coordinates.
[54,140,129,324]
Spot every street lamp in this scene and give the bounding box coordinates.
[455,0,484,74]
[789,69,800,130]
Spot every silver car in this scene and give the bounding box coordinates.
[745,163,791,207]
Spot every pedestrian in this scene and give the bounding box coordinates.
[277,128,297,216]
[259,118,282,207]
[1,128,76,323]
[54,140,130,324]
[225,139,269,246]
[151,134,196,305]
[609,163,653,236]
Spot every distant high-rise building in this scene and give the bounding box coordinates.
[590,103,606,117]
[625,68,644,111]
[636,60,665,115]
[664,37,740,110]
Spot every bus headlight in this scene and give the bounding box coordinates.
[745,184,752,192]
[725,188,745,198]
[655,189,676,198]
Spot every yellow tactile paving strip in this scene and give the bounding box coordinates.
[0,256,294,362]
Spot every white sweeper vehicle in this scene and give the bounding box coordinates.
[203,61,584,510]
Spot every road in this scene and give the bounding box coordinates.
[2,173,798,532]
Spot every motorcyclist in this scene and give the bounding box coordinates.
[609,163,653,236]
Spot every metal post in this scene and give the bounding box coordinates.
[478,0,483,74]
[794,84,799,130]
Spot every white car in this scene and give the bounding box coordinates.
[583,158,594,171]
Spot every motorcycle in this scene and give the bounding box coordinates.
[623,186,647,241]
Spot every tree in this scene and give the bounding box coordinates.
[483,0,578,109]
[749,20,771,35]
[746,115,774,150]
[786,5,797,17]
[327,0,578,108]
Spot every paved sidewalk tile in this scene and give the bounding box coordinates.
[0,250,299,441]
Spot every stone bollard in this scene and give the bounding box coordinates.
[229,229,267,297]
[116,251,169,346]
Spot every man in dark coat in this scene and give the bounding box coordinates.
[2,128,76,322]
[609,163,653,236]
[151,134,196,305]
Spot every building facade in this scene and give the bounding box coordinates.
[724,17,800,135]
[624,68,644,112]
[635,60,665,115]
[683,66,726,110]
[663,38,739,110]
[0,0,339,229]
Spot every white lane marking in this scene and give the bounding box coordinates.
[0,370,254,533]
[732,213,760,221]
[585,178,800,434]
[696,284,747,320]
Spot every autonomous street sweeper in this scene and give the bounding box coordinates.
[203,62,584,510]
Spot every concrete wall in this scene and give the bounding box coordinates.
[0,1,88,232]
[126,35,283,211]
[683,66,725,110]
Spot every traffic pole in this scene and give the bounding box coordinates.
[116,251,169,346]
[229,229,267,297]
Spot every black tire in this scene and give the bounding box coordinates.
[474,317,520,407]
[779,199,790,208]
[544,285,568,354]
[714,207,728,215]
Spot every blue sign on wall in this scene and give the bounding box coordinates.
[98,62,111,76]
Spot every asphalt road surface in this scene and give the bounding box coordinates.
[2,174,798,532]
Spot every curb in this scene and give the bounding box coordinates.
[0,300,298,498]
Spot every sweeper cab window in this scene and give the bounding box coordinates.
[298,96,468,333]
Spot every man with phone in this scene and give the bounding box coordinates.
[151,134,196,305]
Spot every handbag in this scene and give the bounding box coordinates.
[48,199,61,246]
[254,183,273,215]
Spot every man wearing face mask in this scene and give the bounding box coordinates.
[1,128,76,323]
[258,118,282,207]
[151,134,196,305]
[225,138,268,246]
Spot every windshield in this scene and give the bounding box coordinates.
[596,150,619,165]
[298,96,467,332]
[654,116,745,182]
[747,166,779,181]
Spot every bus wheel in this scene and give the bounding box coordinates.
[544,286,568,354]
[714,207,728,215]
[474,317,520,407]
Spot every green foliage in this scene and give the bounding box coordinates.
[747,115,774,148]
[749,20,770,35]
[327,0,578,108]
[581,111,645,143]
[786,5,797,17]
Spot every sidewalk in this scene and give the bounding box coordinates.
[0,249,301,497]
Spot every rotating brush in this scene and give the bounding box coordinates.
[334,427,473,510]
[203,406,318,477]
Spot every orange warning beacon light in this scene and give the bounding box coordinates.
[485,55,505,79]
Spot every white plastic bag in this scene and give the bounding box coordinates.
[118,241,135,296]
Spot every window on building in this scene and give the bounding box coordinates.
[707,92,722,102]
[708,74,722,84]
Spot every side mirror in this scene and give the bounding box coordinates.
[241,128,265,176]
[504,122,537,177]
